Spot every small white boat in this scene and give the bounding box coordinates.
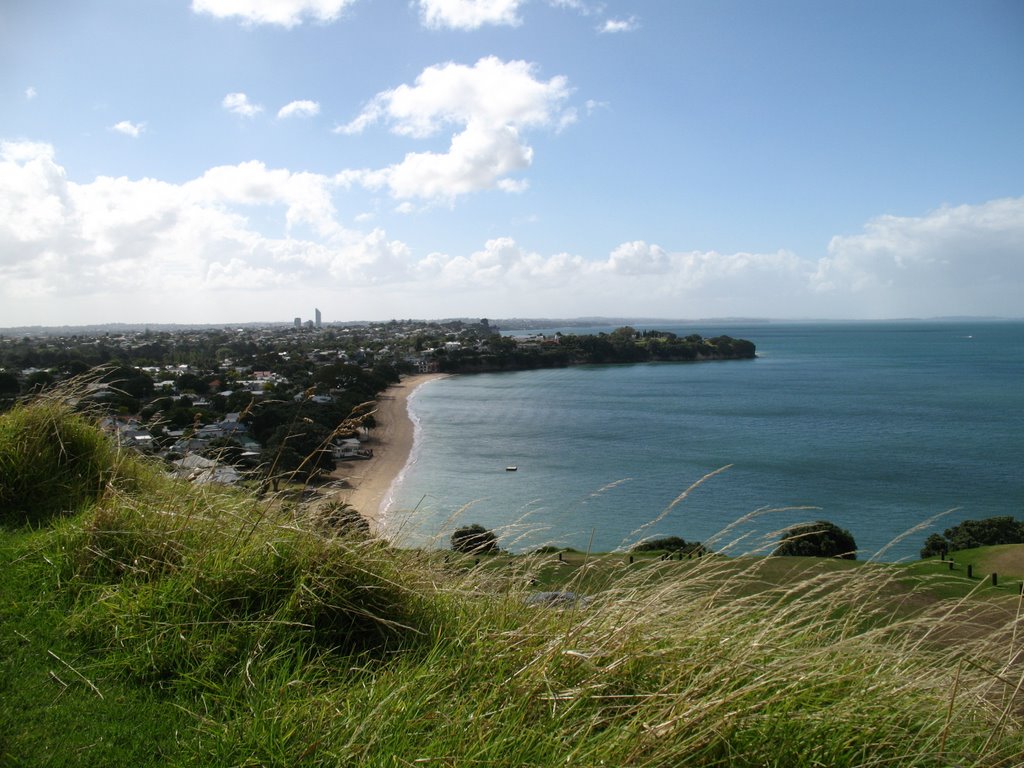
[505,465,518,472]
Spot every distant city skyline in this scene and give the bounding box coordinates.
[2,1,1022,326]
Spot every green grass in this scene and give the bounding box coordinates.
[0,524,202,767]
[2,397,1023,766]
[932,544,1024,580]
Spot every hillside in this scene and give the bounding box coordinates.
[1,397,1022,767]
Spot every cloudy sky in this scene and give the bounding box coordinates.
[2,0,1022,326]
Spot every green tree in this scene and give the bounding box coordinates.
[261,421,336,489]
[773,520,857,559]
[919,533,948,559]
[100,366,155,400]
[175,372,209,395]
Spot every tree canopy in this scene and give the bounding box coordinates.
[773,520,858,560]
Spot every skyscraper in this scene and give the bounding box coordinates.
[315,308,322,327]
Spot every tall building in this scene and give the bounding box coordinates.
[315,308,322,327]
[294,317,301,328]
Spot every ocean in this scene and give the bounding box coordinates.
[383,321,1024,561]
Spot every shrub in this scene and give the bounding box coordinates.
[450,524,500,554]
[773,520,857,559]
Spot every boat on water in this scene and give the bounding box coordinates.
[505,466,518,472]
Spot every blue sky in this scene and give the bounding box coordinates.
[2,0,1022,326]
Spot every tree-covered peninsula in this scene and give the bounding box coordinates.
[434,326,756,373]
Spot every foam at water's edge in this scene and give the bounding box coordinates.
[378,378,436,529]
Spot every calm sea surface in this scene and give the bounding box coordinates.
[383,322,1024,561]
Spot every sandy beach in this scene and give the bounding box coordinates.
[330,373,448,533]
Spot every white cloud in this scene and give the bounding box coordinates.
[411,237,805,307]
[598,16,639,33]
[277,100,320,119]
[3,141,1020,323]
[111,120,145,138]
[418,0,524,29]
[0,141,398,308]
[191,0,356,27]
[812,198,1024,317]
[0,141,69,244]
[25,86,37,100]
[607,241,669,274]
[222,92,264,117]
[340,57,573,201]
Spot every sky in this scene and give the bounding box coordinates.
[1,0,1023,326]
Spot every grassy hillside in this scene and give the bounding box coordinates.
[933,544,1024,581]
[2,396,1022,766]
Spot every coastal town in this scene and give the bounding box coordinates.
[0,317,755,522]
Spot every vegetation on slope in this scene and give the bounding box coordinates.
[921,516,1024,559]
[0,394,153,527]
[2,396,1022,766]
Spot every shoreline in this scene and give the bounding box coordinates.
[329,372,448,534]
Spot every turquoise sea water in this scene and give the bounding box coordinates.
[383,322,1024,561]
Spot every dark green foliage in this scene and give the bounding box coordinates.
[919,516,1024,558]
[202,436,246,465]
[0,370,20,396]
[174,371,209,395]
[313,363,387,400]
[0,400,135,525]
[24,369,55,393]
[919,533,948,559]
[631,536,706,555]
[263,420,336,483]
[774,520,858,560]
[451,524,500,554]
[99,365,155,400]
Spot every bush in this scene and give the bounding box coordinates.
[919,516,1024,558]
[450,524,500,554]
[773,520,857,559]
